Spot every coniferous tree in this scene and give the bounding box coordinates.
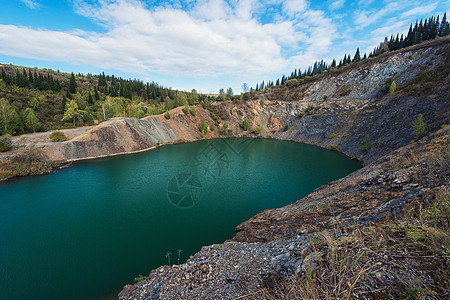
[439,13,449,37]
[69,73,77,94]
[23,108,40,132]
[353,48,361,62]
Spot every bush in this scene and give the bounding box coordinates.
[62,123,75,129]
[209,122,215,131]
[389,80,396,96]
[413,113,426,140]
[220,122,229,135]
[329,133,336,139]
[183,102,189,114]
[165,111,171,120]
[190,106,197,116]
[0,135,12,152]
[306,105,314,115]
[284,124,289,131]
[360,135,372,153]
[298,112,304,118]
[252,127,261,136]
[385,77,394,91]
[49,131,67,142]
[242,117,249,131]
[200,118,208,133]
[11,144,51,176]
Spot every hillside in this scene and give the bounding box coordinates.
[0,64,214,135]
[0,35,448,299]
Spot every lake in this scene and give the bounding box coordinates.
[0,138,361,299]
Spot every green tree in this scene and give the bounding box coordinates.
[69,73,77,94]
[183,101,189,114]
[200,118,208,133]
[0,98,20,135]
[190,106,197,116]
[188,89,198,105]
[218,88,225,101]
[353,48,361,62]
[165,111,171,120]
[242,117,249,131]
[413,113,426,140]
[360,135,372,153]
[62,100,82,126]
[23,108,40,133]
[0,134,12,152]
[226,87,233,99]
[220,122,228,135]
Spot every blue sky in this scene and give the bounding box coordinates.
[0,0,448,93]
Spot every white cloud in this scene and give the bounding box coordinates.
[282,0,307,17]
[330,0,345,10]
[0,0,337,81]
[19,0,41,9]
[401,2,439,18]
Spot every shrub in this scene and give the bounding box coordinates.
[360,135,372,153]
[209,122,215,131]
[284,124,289,131]
[306,105,314,115]
[297,112,304,118]
[165,111,171,120]
[190,106,197,116]
[242,117,249,131]
[11,144,51,176]
[62,123,75,129]
[49,131,67,142]
[220,122,228,135]
[252,127,261,136]
[385,77,394,91]
[201,100,210,110]
[329,133,336,139]
[200,118,208,133]
[389,80,396,96]
[413,113,426,140]
[0,135,12,152]
[183,102,189,114]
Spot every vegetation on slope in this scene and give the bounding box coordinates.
[260,128,450,299]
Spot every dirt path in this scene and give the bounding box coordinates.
[11,126,95,145]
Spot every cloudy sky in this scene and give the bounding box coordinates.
[0,0,448,93]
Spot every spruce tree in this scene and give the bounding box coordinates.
[439,13,449,37]
[353,48,361,62]
[69,73,77,94]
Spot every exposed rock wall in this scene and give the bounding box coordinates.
[117,38,449,299]
[34,38,449,166]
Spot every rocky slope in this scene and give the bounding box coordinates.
[1,37,449,298]
[119,127,449,299]
[3,37,446,165]
[116,38,449,299]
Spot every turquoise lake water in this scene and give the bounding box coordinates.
[0,138,361,299]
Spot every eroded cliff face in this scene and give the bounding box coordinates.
[26,38,448,166]
[116,39,449,299]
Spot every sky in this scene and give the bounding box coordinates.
[0,0,448,94]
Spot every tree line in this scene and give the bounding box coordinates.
[0,66,215,136]
[253,13,449,92]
